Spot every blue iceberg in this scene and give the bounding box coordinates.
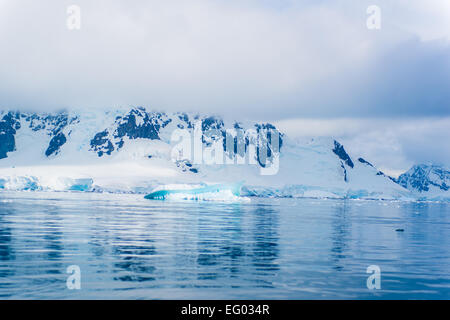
[145,182,243,201]
[0,176,40,191]
[67,178,94,192]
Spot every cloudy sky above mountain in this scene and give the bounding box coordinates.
[0,0,449,174]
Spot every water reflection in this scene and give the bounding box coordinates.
[111,212,158,283]
[0,192,448,299]
[195,204,245,281]
[113,239,157,282]
[330,201,351,271]
[220,205,246,277]
[88,214,110,259]
[0,206,15,279]
[194,203,280,287]
[251,204,279,276]
[42,208,64,274]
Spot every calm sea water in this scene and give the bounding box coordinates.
[0,191,449,299]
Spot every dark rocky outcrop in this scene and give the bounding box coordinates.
[254,123,283,168]
[340,161,348,182]
[0,112,20,159]
[45,132,67,157]
[396,164,450,192]
[1,111,78,159]
[358,157,373,167]
[115,108,170,140]
[90,130,114,157]
[90,108,172,157]
[177,113,193,129]
[202,116,224,132]
[26,112,77,157]
[333,140,354,168]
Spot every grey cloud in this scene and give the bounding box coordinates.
[0,0,449,119]
[276,117,450,176]
[0,0,449,173]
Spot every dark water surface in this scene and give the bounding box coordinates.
[0,192,449,299]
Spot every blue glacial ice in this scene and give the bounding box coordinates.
[0,176,93,192]
[66,178,94,192]
[145,182,245,201]
[0,176,40,191]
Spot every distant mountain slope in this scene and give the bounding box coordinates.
[0,107,433,200]
[396,164,450,200]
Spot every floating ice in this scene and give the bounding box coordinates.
[144,182,247,202]
[64,178,94,192]
[0,176,40,191]
[0,176,93,192]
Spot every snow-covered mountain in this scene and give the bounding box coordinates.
[0,107,443,201]
[396,164,450,201]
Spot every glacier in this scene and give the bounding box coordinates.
[0,107,447,201]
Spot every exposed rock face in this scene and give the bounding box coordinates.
[0,111,77,159]
[90,108,173,157]
[396,164,450,192]
[206,120,284,168]
[340,162,348,182]
[358,157,373,167]
[332,140,354,168]
[26,113,75,135]
[90,130,114,157]
[28,112,78,157]
[115,108,172,140]
[45,132,67,157]
[254,123,283,168]
[201,116,224,132]
[177,113,193,129]
[0,112,21,159]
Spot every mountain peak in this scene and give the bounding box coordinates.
[397,164,450,192]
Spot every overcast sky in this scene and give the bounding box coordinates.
[0,0,449,175]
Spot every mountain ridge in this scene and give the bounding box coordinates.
[0,107,448,201]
